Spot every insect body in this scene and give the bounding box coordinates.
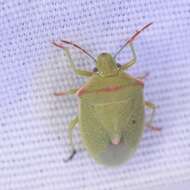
[53,23,160,166]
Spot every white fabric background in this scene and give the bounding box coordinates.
[0,0,190,190]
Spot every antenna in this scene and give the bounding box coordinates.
[114,22,153,58]
[52,40,96,62]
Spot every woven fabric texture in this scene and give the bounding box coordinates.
[0,0,190,190]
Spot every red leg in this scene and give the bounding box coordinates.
[145,124,161,132]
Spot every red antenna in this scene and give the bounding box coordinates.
[114,22,153,58]
[52,40,96,62]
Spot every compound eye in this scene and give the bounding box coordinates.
[116,63,121,68]
[93,67,98,72]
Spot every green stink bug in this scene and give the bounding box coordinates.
[53,23,160,166]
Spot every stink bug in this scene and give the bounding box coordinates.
[53,23,160,166]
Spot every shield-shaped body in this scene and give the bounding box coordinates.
[79,71,144,166]
[53,23,155,166]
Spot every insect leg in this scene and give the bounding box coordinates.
[64,116,79,162]
[131,72,149,86]
[121,43,136,70]
[145,101,161,132]
[136,72,150,80]
[64,47,93,77]
[54,88,79,96]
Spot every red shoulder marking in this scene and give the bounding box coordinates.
[76,85,124,97]
[96,85,123,93]
[134,79,144,86]
[76,85,88,96]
